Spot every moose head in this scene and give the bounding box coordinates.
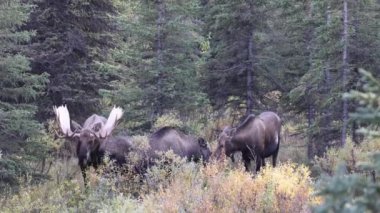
[197,137,212,163]
[213,126,237,160]
[53,105,123,182]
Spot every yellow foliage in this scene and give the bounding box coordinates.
[1,159,318,212]
[142,162,317,213]
[153,112,183,130]
[1,138,319,213]
[313,139,380,175]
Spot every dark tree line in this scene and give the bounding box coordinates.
[25,0,117,121]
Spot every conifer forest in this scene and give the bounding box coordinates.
[1,0,380,212]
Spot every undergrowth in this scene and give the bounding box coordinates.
[0,158,317,212]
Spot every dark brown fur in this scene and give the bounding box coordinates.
[215,111,281,172]
[147,127,211,165]
[69,114,131,183]
[99,135,134,166]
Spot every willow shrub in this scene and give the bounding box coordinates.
[153,112,184,130]
[141,161,318,212]
[313,138,380,176]
[1,159,317,212]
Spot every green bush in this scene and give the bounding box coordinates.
[314,69,380,212]
[153,112,184,130]
[152,111,210,136]
[313,139,380,176]
[314,153,380,213]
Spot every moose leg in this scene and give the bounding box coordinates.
[242,151,251,172]
[272,152,278,167]
[256,157,262,172]
[230,154,235,163]
[262,157,266,167]
[80,165,88,187]
[272,146,279,167]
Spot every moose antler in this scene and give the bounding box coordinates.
[98,106,123,138]
[54,128,68,138]
[53,105,79,137]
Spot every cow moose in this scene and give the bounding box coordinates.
[214,111,281,172]
[53,105,129,183]
[145,126,212,167]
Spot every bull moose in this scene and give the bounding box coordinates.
[214,111,281,172]
[53,105,129,183]
[147,126,212,165]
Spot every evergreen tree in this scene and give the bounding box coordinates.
[25,0,117,121]
[0,0,49,189]
[103,0,208,131]
[286,0,380,157]
[345,69,380,138]
[315,69,380,213]
[203,0,283,115]
[269,0,318,157]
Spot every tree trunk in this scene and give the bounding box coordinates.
[350,1,361,145]
[246,30,254,116]
[307,86,315,159]
[352,121,360,144]
[306,0,315,160]
[156,0,164,66]
[324,3,332,128]
[154,0,165,117]
[319,2,332,152]
[341,0,349,146]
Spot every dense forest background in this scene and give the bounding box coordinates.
[1,0,379,211]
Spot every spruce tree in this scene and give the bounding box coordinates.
[286,0,380,157]
[315,70,380,212]
[0,0,49,189]
[203,0,283,115]
[103,0,208,131]
[25,0,117,121]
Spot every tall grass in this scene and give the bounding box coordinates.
[1,156,318,212]
[1,113,317,212]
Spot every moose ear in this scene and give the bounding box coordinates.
[226,128,236,137]
[93,122,103,132]
[198,137,207,148]
[230,128,237,135]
